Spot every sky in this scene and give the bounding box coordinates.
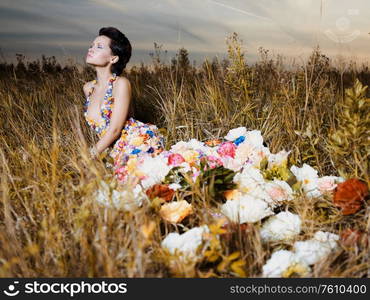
[0,0,369,69]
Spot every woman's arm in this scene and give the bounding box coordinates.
[94,77,132,155]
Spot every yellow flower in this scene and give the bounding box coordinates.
[127,157,145,177]
[182,150,199,163]
[127,157,138,172]
[131,136,144,146]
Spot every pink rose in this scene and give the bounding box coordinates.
[318,177,337,192]
[267,186,286,201]
[114,165,129,183]
[168,153,185,166]
[115,168,127,182]
[114,166,124,175]
[217,141,236,158]
[206,155,223,169]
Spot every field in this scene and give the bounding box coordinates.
[0,33,369,277]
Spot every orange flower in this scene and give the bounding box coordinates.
[333,178,368,215]
[205,139,222,147]
[145,184,175,202]
[224,189,242,201]
[159,200,193,223]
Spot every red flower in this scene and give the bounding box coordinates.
[145,184,175,202]
[333,178,368,215]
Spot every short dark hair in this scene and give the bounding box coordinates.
[98,27,132,75]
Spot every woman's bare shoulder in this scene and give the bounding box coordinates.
[83,80,94,97]
[112,76,132,102]
[115,76,131,88]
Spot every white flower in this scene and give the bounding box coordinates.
[293,231,339,266]
[268,150,291,169]
[262,230,339,277]
[170,141,188,153]
[313,231,339,248]
[234,142,254,164]
[224,127,247,141]
[220,156,245,172]
[224,129,270,168]
[262,250,298,277]
[161,225,209,261]
[262,249,311,278]
[244,184,274,205]
[136,155,171,189]
[232,166,287,207]
[290,163,321,198]
[220,194,274,224]
[186,138,208,152]
[245,130,264,149]
[228,141,270,170]
[233,165,265,192]
[246,145,271,168]
[202,146,220,157]
[170,139,209,154]
[317,176,344,193]
[290,163,318,183]
[260,211,301,242]
[94,180,145,211]
[264,179,294,207]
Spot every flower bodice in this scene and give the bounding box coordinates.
[83,73,117,138]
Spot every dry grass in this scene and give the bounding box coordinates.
[0,34,369,277]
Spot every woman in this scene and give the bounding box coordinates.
[83,27,165,183]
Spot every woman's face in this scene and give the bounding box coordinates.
[85,35,113,66]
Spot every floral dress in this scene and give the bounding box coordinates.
[84,73,165,183]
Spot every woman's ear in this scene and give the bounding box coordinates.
[111,56,119,64]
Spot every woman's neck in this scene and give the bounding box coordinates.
[94,67,114,88]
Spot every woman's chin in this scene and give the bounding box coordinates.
[86,60,95,66]
[86,56,95,64]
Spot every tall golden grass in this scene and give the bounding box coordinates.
[0,33,368,277]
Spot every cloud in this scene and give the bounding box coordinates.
[88,0,126,12]
[0,0,369,65]
[0,5,91,35]
[206,0,272,22]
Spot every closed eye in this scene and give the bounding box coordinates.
[89,44,103,49]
